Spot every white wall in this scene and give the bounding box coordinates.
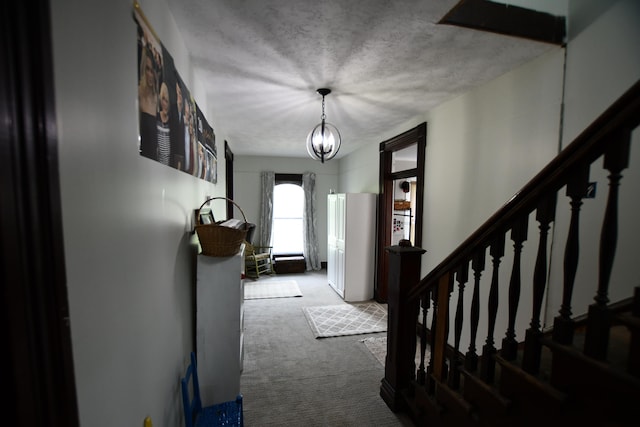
[338,141,379,193]
[233,156,339,262]
[50,0,228,425]
[423,48,565,272]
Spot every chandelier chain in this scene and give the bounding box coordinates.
[321,95,326,121]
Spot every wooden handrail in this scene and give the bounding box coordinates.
[409,79,640,302]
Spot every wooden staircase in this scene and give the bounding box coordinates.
[381,80,640,427]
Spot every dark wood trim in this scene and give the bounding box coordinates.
[1,0,79,425]
[275,173,303,185]
[376,123,427,302]
[389,169,418,181]
[376,148,393,302]
[415,126,426,254]
[440,0,566,45]
[225,140,234,218]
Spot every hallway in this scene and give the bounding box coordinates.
[240,270,414,426]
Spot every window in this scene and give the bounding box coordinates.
[272,183,304,255]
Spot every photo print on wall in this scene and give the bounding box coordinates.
[134,3,217,183]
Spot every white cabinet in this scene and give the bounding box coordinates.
[196,249,244,406]
[327,193,376,301]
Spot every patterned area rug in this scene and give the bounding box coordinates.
[244,280,303,300]
[360,336,388,365]
[302,302,387,338]
[360,336,428,367]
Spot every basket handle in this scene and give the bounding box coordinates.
[197,197,248,228]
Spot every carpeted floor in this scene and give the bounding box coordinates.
[240,271,414,426]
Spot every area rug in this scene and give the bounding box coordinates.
[244,280,303,300]
[360,336,428,367]
[361,336,388,366]
[302,302,387,338]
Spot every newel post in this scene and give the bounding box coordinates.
[381,239,426,412]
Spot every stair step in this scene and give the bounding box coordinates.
[496,355,566,416]
[542,337,640,423]
[543,336,640,388]
[616,311,640,377]
[460,368,511,420]
[435,380,478,425]
[406,383,444,426]
[616,312,640,330]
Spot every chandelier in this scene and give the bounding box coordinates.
[306,88,341,163]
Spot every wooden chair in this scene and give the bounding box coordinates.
[181,352,243,427]
[244,242,274,278]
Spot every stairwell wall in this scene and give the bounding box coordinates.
[544,0,640,328]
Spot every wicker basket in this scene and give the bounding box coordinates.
[195,197,248,257]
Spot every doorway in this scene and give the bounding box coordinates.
[225,140,234,218]
[1,0,79,424]
[375,122,426,302]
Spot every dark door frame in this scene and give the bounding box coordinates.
[1,0,79,425]
[225,140,235,218]
[375,122,427,302]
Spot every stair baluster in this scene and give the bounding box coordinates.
[450,261,469,389]
[553,163,590,345]
[427,286,438,394]
[433,274,453,386]
[502,216,529,360]
[523,194,557,374]
[465,249,486,372]
[481,234,505,384]
[629,287,640,377]
[417,292,430,385]
[585,131,631,360]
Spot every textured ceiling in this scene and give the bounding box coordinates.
[166,0,558,159]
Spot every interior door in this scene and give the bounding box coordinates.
[225,140,234,218]
[1,0,79,424]
[375,123,426,302]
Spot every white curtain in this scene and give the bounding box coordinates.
[302,172,321,270]
[259,171,275,247]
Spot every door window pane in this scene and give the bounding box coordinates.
[391,144,417,172]
[392,178,416,245]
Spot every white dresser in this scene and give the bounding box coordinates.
[327,193,376,302]
[196,249,244,405]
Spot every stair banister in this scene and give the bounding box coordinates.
[383,79,640,425]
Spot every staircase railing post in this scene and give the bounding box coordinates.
[381,239,426,412]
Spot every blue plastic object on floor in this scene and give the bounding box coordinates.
[181,352,243,427]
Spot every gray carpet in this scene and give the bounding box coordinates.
[240,271,414,426]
